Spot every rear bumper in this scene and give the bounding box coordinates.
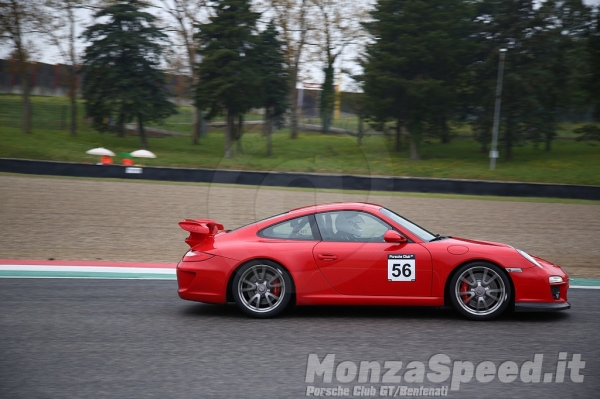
[177,256,232,304]
[514,302,571,312]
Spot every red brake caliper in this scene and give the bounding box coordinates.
[272,279,281,297]
[460,281,470,303]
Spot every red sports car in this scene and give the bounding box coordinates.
[176,202,570,320]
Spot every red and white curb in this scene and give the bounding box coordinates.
[0,260,599,288]
[0,260,176,279]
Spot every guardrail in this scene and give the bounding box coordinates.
[1,158,598,200]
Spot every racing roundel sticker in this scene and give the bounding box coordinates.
[388,254,416,282]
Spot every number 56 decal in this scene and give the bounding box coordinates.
[388,254,416,282]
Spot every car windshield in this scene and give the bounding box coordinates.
[379,208,436,242]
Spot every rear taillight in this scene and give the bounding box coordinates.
[182,251,215,262]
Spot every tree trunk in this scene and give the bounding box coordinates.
[225,110,233,159]
[117,110,125,138]
[264,108,272,157]
[480,130,489,153]
[409,140,419,161]
[440,116,449,144]
[138,113,148,149]
[187,34,203,143]
[236,114,244,154]
[289,66,299,139]
[20,68,31,134]
[545,133,552,151]
[357,116,363,146]
[395,120,402,152]
[69,65,77,137]
[191,105,200,145]
[320,62,335,134]
[200,112,207,137]
[504,124,513,160]
[68,12,77,137]
[405,126,420,160]
[505,142,512,160]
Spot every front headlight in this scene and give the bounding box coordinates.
[516,249,543,268]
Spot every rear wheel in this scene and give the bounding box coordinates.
[449,262,511,321]
[232,260,292,318]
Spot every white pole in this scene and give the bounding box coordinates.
[490,48,507,170]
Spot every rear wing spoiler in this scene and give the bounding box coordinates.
[178,219,225,248]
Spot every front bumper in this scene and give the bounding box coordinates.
[514,302,571,312]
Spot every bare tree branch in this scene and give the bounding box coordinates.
[155,0,211,144]
[0,0,45,134]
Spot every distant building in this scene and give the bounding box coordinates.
[0,59,192,105]
[0,59,359,112]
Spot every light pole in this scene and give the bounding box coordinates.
[490,48,507,170]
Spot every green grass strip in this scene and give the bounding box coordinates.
[570,278,600,287]
[2,92,600,186]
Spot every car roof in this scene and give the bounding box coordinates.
[230,202,390,236]
[287,202,383,216]
[235,202,386,233]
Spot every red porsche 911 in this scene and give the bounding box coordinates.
[176,202,570,320]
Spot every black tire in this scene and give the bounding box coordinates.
[232,260,293,318]
[449,262,512,321]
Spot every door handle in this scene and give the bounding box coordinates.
[317,253,338,261]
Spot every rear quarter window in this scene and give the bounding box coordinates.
[258,216,317,240]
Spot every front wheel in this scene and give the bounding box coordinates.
[449,262,512,321]
[232,260,293,318]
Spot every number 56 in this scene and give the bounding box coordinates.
[392,263,412,278]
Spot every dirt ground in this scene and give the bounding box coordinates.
[1,174,599,278]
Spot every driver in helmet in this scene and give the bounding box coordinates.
[334,212,364,241]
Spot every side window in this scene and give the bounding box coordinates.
[315,211,391,242]
[259,216,317,240]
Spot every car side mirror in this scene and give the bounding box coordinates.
[384,230,407,244]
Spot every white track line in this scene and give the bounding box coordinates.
[0,276,175,280]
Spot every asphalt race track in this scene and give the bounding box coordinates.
[1,279,598,399]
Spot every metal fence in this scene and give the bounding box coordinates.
[0,95,374,136]
[0,100,70,131]
[298,108,378,136]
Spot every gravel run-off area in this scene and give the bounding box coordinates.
[1,174,598,278]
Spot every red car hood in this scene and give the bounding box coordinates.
[443,237,512,248]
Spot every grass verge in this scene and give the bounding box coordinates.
[1,94,599,186]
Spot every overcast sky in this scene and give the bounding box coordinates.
[1,0,599,91]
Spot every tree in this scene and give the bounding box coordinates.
[572,3,600,143]
[308,0,369,134]
[0,0,42,134]
[575,124,600,143]
[158,0,211,144]
[470,0,545,160]
[259,0,311,139]
[469,0,592,158]
[360,0,474,160]
[343,92,367,145]
[587,5,600,121]
[39,0,84,137]
[81,0,176,148]
[195,0,260,158]
[256,20,289,156]
[525,0,592,151]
